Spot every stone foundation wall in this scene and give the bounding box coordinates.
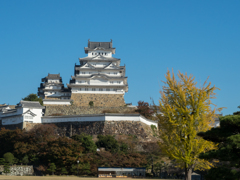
[44,106,136,116]
[71,93,125,107]
[0,165,34,176]
[0,121,157,142]
[52,121,157,142]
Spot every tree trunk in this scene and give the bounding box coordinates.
[185,163,192,180]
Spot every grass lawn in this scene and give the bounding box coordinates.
[0,176,176,180]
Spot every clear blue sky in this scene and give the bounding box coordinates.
[0,0,239,115]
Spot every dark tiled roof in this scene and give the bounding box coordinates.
[79,56,120,61]
[88,40,112,49]
[46,73,61,79]
[17,101,45,109]
[84,40,116,54]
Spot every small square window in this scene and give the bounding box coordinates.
[85,88,88,91]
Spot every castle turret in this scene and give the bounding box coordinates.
[38,73,72,105]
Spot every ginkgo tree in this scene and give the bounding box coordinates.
[156,70,222,180]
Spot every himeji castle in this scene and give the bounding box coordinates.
[38,40,128,107]
[67,40,128,107]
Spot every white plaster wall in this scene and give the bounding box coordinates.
[139,116,158,127]
[88,51,112,57]
[23,108,42,123]
[43,101,71,105]
[42,115,105,123]
[2,116,23,125]
[48,79,59,83]
[42,114,158,128]
[105,115,139,121]
[71,87,124,94]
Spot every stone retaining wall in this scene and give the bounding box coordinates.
[71,93,125,107]
[52,121,157,142]
[44,106,136,116]
[0,165,34,176]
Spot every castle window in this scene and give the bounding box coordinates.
[114,72,117,75]
[92,53,93,55]
[99,52,100,55]
[117,81,121,84]
[82,72,85,74]
[102,53,103,55]
[79,88,81,91]
[85,88,88,91]
[110,81,113,84]
[106,89,110,91]
[95,53,97,55]
[99,88,103,91]
[92,88,96,91]
[105,53,107,55]
[113,89,117,91]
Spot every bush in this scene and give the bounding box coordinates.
[96,135,119,153]
[71,134,97,153]
[102,110,119,113]
[3,152,14,165]
[135,101,154,119]
[89,101,94,107]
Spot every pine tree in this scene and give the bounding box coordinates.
[47,163,56,175]
[156,70,222,180]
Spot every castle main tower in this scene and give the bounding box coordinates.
[67,40,128,107]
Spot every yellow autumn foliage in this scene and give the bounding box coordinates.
[157,70,222,171]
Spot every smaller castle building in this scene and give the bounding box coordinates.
[38,73,72,105]
[0,101,44,126]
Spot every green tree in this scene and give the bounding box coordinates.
[47,163,56,175]
[22,93,43,105]
[156,70,222,180]
[198,115,240,180]
[61,167,68,175]
[96,135,119,153]
[3,152,14,165]
[3,163,10,174]
[0,158,5,165]
[22,155,29,165]
[72,134,97,153]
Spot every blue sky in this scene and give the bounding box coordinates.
[0,0,239,115]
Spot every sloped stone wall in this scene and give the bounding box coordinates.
[71,93,125,107]
[44,106,136,116]
[0,165,34,176]
[53,121,157,142]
